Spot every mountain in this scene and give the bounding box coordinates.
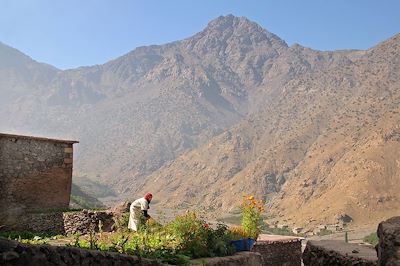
[138,33,400,228]
[0,42,59,105]
[1,15,399,228]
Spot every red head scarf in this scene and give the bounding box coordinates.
[144,192,153,201]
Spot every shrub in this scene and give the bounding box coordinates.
[318,229,333,236]
[113,212,130,231]
[166,211,210,258]
[260,225,296,236]
[241,195,264,239]
[363,232,379,246]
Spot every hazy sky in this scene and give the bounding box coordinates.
[1,0,399,70]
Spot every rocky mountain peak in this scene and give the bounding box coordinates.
[184,15,287,55]
[205,14,286,45]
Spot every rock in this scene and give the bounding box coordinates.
[110,201,130,215]
[336,213,353,224]
[377,216,400,265]
[2,251,19,261]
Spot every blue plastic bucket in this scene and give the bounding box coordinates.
[231,239,245,251]
[246,238,256,250]
[231,238,256,251]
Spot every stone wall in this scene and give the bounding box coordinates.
[3,210,116,235]
[0,237,166,266]
[377,216,400,265]
[0,237,263,266]
[16,212,65,234]
[63,210,115,235]
[0,133,78,230]
[302,240,377,266]
[251,235,302,266]
[190,252,262,266]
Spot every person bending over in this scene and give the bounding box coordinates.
[128,192,153,231]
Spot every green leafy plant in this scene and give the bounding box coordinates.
[241,195,264,239]
[0,231,62,240]
[6,211,236,265]
[318,229,333,236]
[113,212,130,231]
[363,232,379,246]
[227,226,248,240]
[0,231,65,245]
[260,224,296,236]
[205,223,235,257]
[166,211,209,258]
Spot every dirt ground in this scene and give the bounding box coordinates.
[307,226,376,243]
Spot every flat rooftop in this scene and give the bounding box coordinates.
[0,133,79,144]
[256,234,303,243]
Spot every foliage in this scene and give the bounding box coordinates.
[70,176,114,209]
[241,195,264,239]
[0,231,64,245]
[227,226,248,240]
[165,211,235,258]
[216,214,242,225]
[64,211,235,265]
[5,212,236,265]
[70,195,101,210]
[318,229,333,236]
[112,212,130,231]
[363,232,379,246]
[0,231,62,240]
[260,224,296,236]
[72,175,116,198]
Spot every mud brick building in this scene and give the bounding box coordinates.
[0,133,78,230]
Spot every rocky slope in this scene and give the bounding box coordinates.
[0,15,399,228]
[139,34,400,228]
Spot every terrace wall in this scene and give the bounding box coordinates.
[252,235,302,266]
[0,237,263,266]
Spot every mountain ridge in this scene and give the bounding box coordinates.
[1,15,399,228]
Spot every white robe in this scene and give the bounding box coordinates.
[128,197,149,231]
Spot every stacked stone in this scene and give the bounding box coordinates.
[0,237,165,266]
[22,213,65,234]
[4,210,115,235]
[252,235,302,266]
[63,210,114,235]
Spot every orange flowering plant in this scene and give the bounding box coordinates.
[228,226,248,240]
[241,195,265,239]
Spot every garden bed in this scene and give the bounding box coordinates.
[1,196,267,265]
